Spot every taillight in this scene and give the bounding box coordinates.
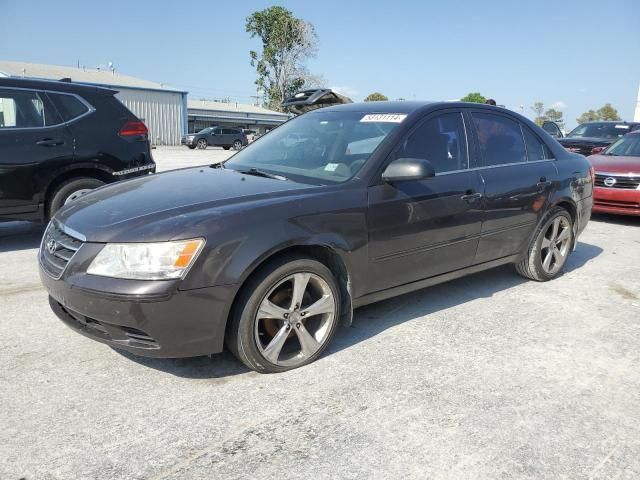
[119,120,148,138]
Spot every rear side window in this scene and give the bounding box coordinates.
[473,112,527,166]
[0,89,48,128]
[397,112,468,173]
[48,93,90,122]
[523,127,553,161]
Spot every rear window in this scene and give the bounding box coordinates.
[48,93,90,122]
[472,112,527,166]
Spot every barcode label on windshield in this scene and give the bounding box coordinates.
[360,114,407,123]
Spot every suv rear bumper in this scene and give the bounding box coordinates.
[41,267,237,358]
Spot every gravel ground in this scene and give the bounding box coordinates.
[1,148,640,479]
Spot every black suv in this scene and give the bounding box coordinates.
[0,77,155,222]
[181,127,248,150]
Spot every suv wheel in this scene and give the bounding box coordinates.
[226,256,341,373]
[223,146,231,150]
[48,177,105,219]
[515,207,573,281]
[196,139,208,149]
[233,140,243,150]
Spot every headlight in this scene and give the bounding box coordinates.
[87,239,205,280]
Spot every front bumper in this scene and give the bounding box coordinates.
[40,266,237,358]
[181,137,196,146]
[593,187,640,216]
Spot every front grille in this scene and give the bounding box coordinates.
[595,174,640,190]
[595,199,640,209]
[39,222,84,279]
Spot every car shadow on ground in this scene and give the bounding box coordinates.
[590,213,640,227]
[120,241,603,380]
[0,221,44,252]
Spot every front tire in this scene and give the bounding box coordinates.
[223,146,231,150]
[226,256,341,373]
[47,177,105,220]
[515,207,573,281]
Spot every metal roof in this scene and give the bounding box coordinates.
[0,60,185,93]
[187,99,289,117]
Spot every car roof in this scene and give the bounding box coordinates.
[578,120,639,125]
[320,100,518,115]
[0,76,116,95]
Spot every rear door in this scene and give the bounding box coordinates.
[468,110,558,264]
[211,127,225,146]
[367,109,485,292]
[0,88,74,215]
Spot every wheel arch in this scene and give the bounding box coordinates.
[224,243,354,342]
[44,165,114,209]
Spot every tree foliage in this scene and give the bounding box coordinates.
[530,102,545,126]
[544,108,564,129]
[364,92,388,102]
[461,92,486,103]
[246,6,320,111]
[575,103,621,124]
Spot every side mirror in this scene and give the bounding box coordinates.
[591,146,606,155]
[382,158,436,183]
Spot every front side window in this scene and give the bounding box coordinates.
[396,112,468,173]
[568,122,631,139]
[473,112,527,166]
[0,90,46,128]
[48,93,89,122]
[604,134,640,157]
[225,110,403,184]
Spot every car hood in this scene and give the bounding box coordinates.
[558,137,614,146]
[588,154,640,174]
[56,167,317,242]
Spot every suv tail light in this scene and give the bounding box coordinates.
[119,121,148,138]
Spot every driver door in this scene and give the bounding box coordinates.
[366,110,484,293]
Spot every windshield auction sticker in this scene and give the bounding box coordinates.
[360,114,407,123]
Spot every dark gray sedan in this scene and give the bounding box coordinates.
[181,126,248,150]
[40,100,593,373]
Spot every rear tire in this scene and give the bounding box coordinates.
[515,207,573,281]
[233,139,243,150]
[47,177,105,220]
[196,139,208,149]
[226,255,341,373]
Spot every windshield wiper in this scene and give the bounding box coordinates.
[239,168,288,181]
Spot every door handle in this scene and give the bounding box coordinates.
[536,177,552,189]
[460,192,483,202]
[36,138,65,147]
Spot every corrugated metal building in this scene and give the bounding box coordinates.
[0,61,187,145]
[188,99,289,134]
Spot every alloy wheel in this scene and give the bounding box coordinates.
[197,139,207,149]
[254,272,336,367]
[233,140,242,150]
[540,216,571,275]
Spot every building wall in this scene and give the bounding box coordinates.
[115,89,185,145]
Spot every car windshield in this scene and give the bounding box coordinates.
[224,110,402,184]
[604,134,640,157]
[567,123,632,139]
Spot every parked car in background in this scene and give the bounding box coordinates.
[556,121,640,156]
[588,130,640,216]
[0,77,155,222]
[181,127,248,150]
[41,98,593,373]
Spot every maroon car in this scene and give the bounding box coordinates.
[588,130,640,216]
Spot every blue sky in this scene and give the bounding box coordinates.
[1,0,639,128]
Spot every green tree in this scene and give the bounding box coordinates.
[576,104,621,124]
[576,109,599,124]
[364,92,388,102]
[530,102,546,126]
[246,6,319,111]
[596,103,621,121]
[544,108,564,130]
[460,92,486,103]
